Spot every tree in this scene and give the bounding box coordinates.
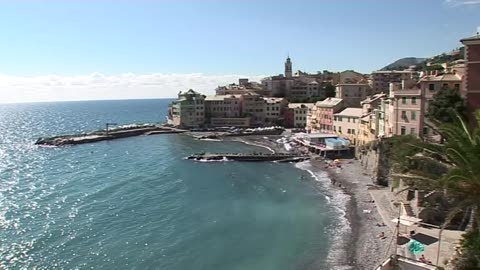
[428,88,466,124]
[324,83,336,98]
[394,111,480,269]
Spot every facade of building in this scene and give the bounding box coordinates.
[210,117,251,127]
[307,98,344,133]
[335,83,372,107]
[204,95,242,119]
[333,107,363,144]
[288,81,322,101]
[287,103,314,128]
[371,70,418,94]
[241,92,266,126]
[418,73,463,112]
[263,97,288,125]
[216,79,269,96]
[168,89,206,128]
[461,33,480,126]
[386,82,425,137]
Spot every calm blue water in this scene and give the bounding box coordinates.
[0,99,349,270]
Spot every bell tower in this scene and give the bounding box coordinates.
[284,56,292,78]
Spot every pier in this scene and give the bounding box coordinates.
[35,124,187,146]
[186,152,309,162]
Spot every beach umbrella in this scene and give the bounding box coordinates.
[407,239,424,255]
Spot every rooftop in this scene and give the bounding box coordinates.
[316,97,343,107]
[205,95,241,101]
[334,107,363,117]
[288,103,315,109]
[420,73,462,82]
[460,34,480,43]
[263,97,286,103]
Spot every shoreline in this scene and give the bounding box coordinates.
[232,135,391,269]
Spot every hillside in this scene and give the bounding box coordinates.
[381,57,426,71]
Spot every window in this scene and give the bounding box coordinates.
[352,129,355,135]
[401,126,406,135]
[423,127,429,135]
[454,84,460,91]
[347,117,351,123]
[333,126,336,132]
[411,111,416,120]
[442,83,448,89]
[401,111,407,120]
[412,97,417,104]
[338,126,342,133]
[347,129,351,134]
[429,84,435,91]
[410,128,416,135]
[402,97,407,104]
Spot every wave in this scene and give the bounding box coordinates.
[295,161,353,270]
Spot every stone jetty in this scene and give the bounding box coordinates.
[186,152,309,162]
[35,124,186,146]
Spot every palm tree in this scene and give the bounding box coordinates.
[392,111,480,269]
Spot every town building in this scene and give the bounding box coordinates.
[333,107,363,144]
[204,95,251,127]
[460,33,480,126]
[288,81,322,101]
[168,89,206,128]
[216,79,269,96]
[306,98,344,133]
[204,95,242,119]
[263,97,288,125]
[335,83,373,107]
[210,117,251,127]
[286,103,314,128]
[418,73,463,112]
[371,70,418,94]
[385,81,425,137]
[241,92,266,126]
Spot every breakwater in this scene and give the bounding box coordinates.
[34,124,186,146]
[187,152,309,162]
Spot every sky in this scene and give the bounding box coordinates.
[0,0,479,103]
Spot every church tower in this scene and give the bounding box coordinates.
[284,56,292,78]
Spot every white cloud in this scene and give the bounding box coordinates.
[444,0,480,6]
[0,72,266,104]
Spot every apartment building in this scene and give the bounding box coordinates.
[307,98,344,133]
[386,82,425,137]
[264,97,288,125]
[371,70,418,94]
[333,108,363,144]
[168,89,206,128]
[335,83,372,107]
[286,103,314,128]
[419,73,463,112]
[241,92,266,126]
[461,33,480,125]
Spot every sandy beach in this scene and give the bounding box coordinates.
[231,135,393,269]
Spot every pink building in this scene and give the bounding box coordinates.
[418,73,463,113]
[307,98,344,133]
[386,81,425,137]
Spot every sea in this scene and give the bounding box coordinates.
[0,99,351,270]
